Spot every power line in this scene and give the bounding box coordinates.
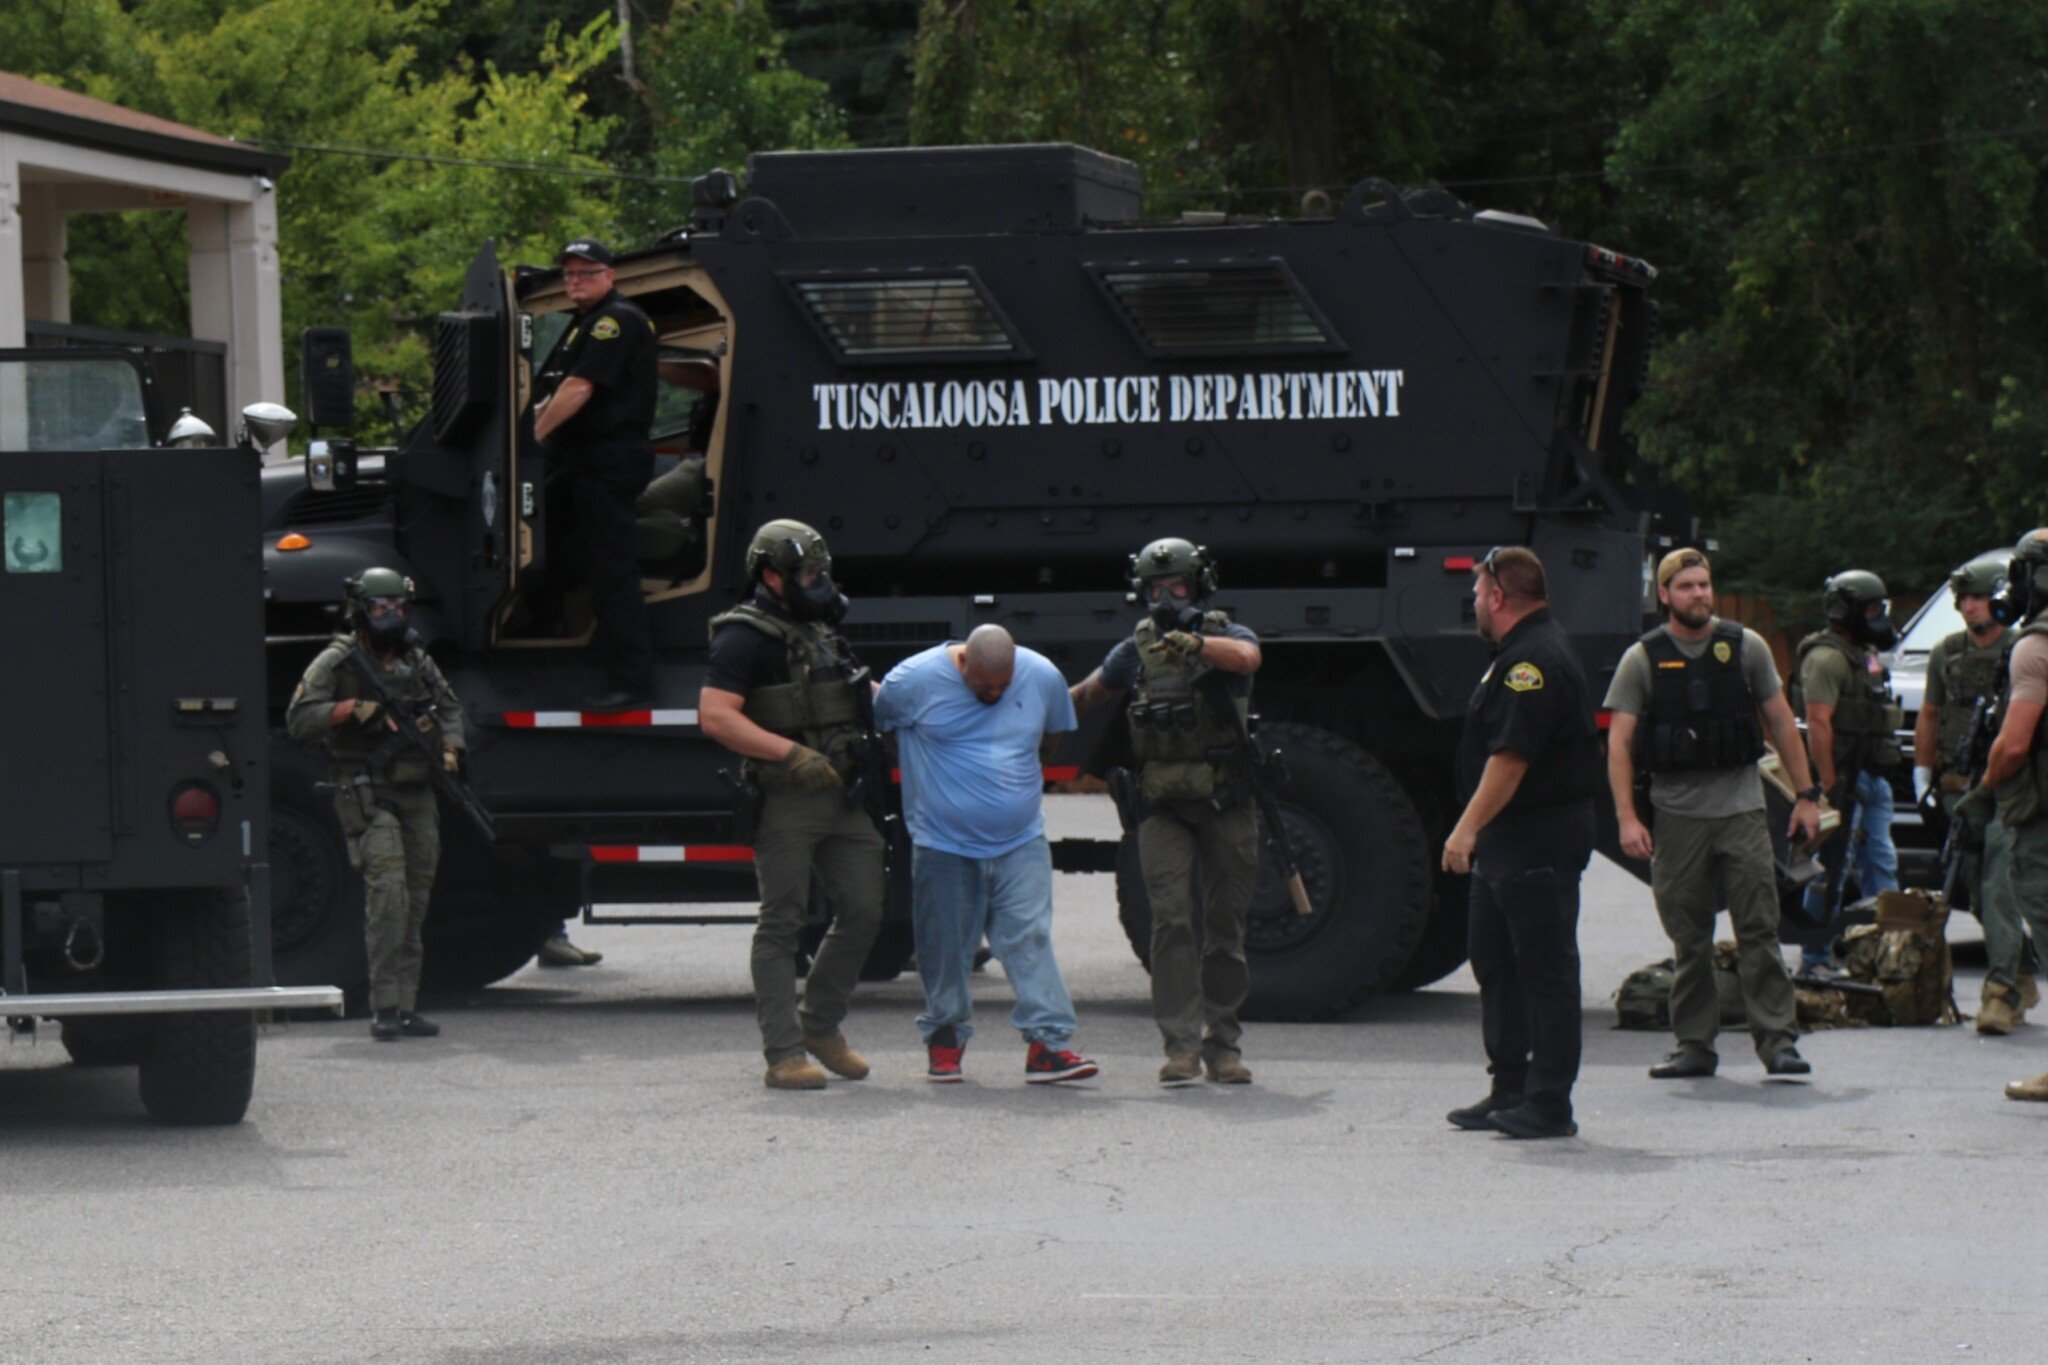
[243,137,696,186]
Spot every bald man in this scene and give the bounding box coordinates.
[875,626,1098,1084]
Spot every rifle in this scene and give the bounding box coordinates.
[1790,973,1886,999]
[1814,753,1864,936]
[1198,673,1314,917]
[1937,668,2008,905]
[828,640,911,867]
[345,648,496,842]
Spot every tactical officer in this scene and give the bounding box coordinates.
[1604,549,1819,1080]
[1967,532,2048,1099]
[699,520,882,1090]
[1442,547,1601,1140]
[1790,570,1904,972]
[1912,554,2031,1031]
[1069,539,1263,1087]
[533,238,658,712]
[286,569,466,1042]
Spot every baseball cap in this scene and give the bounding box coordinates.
[557,238,616,267]
[1656,547,1711,590]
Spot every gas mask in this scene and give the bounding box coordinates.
[1993,558,2043,625]
[361,600,414,654]
[783,568,849,625]
[1142,581,1200,633]
[1851,609,1898,651]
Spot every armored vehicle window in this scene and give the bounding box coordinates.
[4,492,62,573]
[1092,263,1340,357]
[0,356,149,451]
[784,273,1024,363]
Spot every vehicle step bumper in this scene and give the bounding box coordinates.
[3,986,345,1019]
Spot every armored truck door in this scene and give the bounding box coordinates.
[394,241,519,651]
[0,452,114,865]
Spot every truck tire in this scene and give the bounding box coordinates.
[60,1019,147,1068]
[419,832,567,994]
[268,735,368,1011]
[1389,871,1470,991]
[137,888,258,1127]
[1112,722,1432,1021]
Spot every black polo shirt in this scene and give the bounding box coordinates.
[705,590,859,696]
[536,288,658,448]
[1456,606,1602,819]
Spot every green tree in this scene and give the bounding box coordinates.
[1604,0,2048,602]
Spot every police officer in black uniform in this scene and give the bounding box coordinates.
[1442,546,1602,1140]
[534,238,658,711]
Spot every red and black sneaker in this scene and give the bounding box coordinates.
[1025,1040,1099,1084]
[927,1026,965,1084]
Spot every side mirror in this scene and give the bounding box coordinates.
[306,437,358,493]
[300,326,356,431]
[239,402,298,453]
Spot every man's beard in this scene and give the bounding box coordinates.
[1671,601,1712,629]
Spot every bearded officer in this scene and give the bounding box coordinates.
[1963,532,2048,1100]
[1790,570,1905,973]
[1913,554,2031,1032]
[698,520,882,1090]
[1070,539,1263,1088]
[286,569,466,1042]
[1604,548,1819,1080]
[1442,547,1601,1140]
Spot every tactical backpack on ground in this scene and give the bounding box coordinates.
[1127,609,1245,803]
[708,601,864,788]
[1612,950,1748,1030]
[1833,891,1958,1027]
[1634,620,1765,772]
[1789,630,1904,774]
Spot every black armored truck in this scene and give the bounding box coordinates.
[261,143,1667,1018]
[0,347,342,1123]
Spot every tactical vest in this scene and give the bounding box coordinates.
[1127,611,1247,803]
[1632,620,1764,772]
[1933,629,2008,760]
[1991,617,2048,827]
[708,601,864,786]
[317,637,440,785]
[1791,630,1903,773]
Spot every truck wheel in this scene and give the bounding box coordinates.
[60,1019,147,1068]
[268,735,368,1010]
[137,888,258,1127]
[420,827,570,993]
[1389,870,1470,991]
[1112,722,1432,1021]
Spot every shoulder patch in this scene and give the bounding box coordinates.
[591,316,620,340]
[1504,662,1544,692]
[1713,640,1733,664]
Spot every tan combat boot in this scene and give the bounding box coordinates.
[764,1055,828,1090]
[1204,1050,1253,1085]
[803,1033,870,1080]
[1158,1053,1203,1088]
[1978,986,2021,1036]
[2020,974,2042,1015]
[2004,1069,2048,1102]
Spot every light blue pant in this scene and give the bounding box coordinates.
[1802,769,1900,965]
[912,837,1076,1048]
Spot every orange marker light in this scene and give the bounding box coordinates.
[276,533,311,551]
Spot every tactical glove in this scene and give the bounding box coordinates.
[1955,783,1996,834]
[443,748,462,775]
[785,744,844,793]
[1150,630,1204,662]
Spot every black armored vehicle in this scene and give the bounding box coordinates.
[0,347,341,1124]
[262,144,1667,1018]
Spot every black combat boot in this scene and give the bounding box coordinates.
[399,1012,440,1038]
[370,1008,402,1042]
[1447,1091,1523,1131]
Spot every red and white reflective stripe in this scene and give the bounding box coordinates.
[502,709,698,729]
[586,844,753,864]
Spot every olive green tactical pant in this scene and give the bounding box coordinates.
[1983,816,2048,992]
[752,788,884,1064]
[1938,790,1988,919]
[1139,799,1259,1056]
[339,782,440,1014]
[1650,809,1797,1061]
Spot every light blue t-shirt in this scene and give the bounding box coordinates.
[875,643,1077,859]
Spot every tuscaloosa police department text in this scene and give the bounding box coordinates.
[810,369,1407,432]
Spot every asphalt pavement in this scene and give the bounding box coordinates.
[4,794,2045,1363]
